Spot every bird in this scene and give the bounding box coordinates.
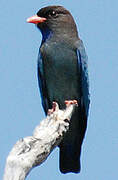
[27,5,90,174]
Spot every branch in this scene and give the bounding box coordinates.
[3,101,77,180]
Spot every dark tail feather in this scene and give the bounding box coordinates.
[59,143,81,173]
[59,107,87,174]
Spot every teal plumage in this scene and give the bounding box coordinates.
[28,5,90,173]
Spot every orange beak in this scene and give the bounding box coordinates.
[27,15,46,24]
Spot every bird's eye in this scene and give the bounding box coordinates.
[48,10,57,17]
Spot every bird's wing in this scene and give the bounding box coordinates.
[77,40,90,118]
[37,52,49,114]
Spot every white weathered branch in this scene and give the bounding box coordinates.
[3,101,77,180]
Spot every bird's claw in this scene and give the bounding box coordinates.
[65,100,78,107]
[47,102,58,115]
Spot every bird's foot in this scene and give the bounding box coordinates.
[65,100,78,107]
[47,102,58,115]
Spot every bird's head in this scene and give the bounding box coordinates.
[27,6,78,42]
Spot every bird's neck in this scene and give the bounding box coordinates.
[41,28,79,45]
[41,28,53,43]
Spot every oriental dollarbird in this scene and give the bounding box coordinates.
[27,5,90,174]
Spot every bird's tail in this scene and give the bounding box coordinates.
[59,107,87,173]
[59,142,81,173]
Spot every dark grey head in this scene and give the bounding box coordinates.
[27,6,78,41]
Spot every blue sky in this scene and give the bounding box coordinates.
[1,0,118,179]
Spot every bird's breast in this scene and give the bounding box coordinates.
[40,42,81,108]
